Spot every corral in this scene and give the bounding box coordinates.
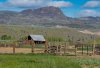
[0,36,99,56]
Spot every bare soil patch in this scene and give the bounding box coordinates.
[0,47,44,54]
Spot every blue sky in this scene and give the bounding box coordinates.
[0,0,100,17]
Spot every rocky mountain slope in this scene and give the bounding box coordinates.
[0,6,100,29]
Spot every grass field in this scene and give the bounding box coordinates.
[0,54,100,68]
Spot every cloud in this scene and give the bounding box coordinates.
[83,1,100,8]
[0,0,73,8]
[8,0,52,8]
[48,1,73,7]
[78,10,100,17]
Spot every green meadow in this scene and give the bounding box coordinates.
[0,54,100,68]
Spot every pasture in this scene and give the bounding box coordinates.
[0,54,100,68]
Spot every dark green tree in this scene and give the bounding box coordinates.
[1,35,12,40]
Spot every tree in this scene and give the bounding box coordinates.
[1,35,12,40]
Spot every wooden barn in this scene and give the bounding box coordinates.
[27,35,48,53]
[28,35,46,44]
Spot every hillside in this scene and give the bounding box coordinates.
[0,6,100,29]
[0,25,100,43]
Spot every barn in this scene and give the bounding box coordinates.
[28,35,46,44]
[27,35,48,53]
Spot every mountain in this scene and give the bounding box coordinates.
[21,6,66,19]
[0,6,69,25]
[0,6,100,29]
[78,16,100,29]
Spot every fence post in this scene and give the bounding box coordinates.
[64,42,66,54]
[57,44,58,54]
[32,41,35,53]
[75,45,77,56]
[87,45,89,55]
[92,44,95,55]
[13,42,16,54]
[44,41,48,53]
[82,44,83,55]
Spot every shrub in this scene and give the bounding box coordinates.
[1,35,12,40]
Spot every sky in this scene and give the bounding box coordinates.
[0,0,100,17]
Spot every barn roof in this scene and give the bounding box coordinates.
[29,35,46,41]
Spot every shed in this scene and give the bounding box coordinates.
[27,35,48,53]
